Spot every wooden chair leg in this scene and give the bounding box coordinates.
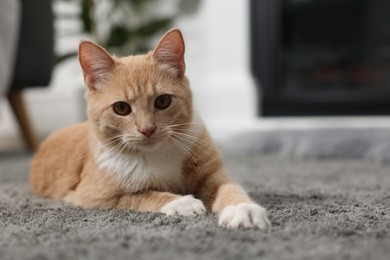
[7,90,38,151]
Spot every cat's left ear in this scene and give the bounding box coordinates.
[153,28,185,77]
[79,41,115,90]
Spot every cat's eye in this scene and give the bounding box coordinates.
[155,94,172,110]
[112,101,132,116]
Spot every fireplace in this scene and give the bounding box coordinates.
[250,0,390,116]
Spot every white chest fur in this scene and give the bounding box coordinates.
[95,143,187,193]
[93,114,203,193]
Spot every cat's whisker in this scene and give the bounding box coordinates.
[165,127,201,134]
[164,122,204,130]
[167,136,198,166]
[105,135,125,147]
[113,140,130,161]
[103,135,127,153]
[163,125,202,132]
[150,133,168,140]
[168,133,192,152]
[168,132,208,161]
[166,125,200,129]
[122,135,145,142]
[165,126,199,133]
[165,124,202,130]
[169,132,215,160]
[175,133,214,149]
[164,122,203,128]
[168,128,203,135]
[171,131,215,150]
[170,137,207,162]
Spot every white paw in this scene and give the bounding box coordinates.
[218,203,271,230]
[160,195,206,216]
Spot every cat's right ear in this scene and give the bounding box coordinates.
[79,41,114,90]
[153,29,185,77]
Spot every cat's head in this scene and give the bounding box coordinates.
[78,29,194,152]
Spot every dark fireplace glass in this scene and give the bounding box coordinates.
[251,0,390,116]
[283,0,390,98]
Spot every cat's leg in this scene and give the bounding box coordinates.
[65,189,206,216]
[213,176,271,230]
[157,194,206,216]
[114,191,206,216]
[184,129,270,229]
[195,167,271,230]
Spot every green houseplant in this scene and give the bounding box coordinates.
[56,0,200,61]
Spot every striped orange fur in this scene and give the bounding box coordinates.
[30,29,270,229]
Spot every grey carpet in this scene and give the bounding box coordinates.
[227,128,390,163]
[0,150,389,260]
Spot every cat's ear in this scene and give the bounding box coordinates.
[79,41,115,90]
[153,28,185,77]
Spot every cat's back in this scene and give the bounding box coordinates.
[30,122,90,199]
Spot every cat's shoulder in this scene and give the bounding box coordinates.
[33,122,90,167]
[48,122,88,140]
[39,122,89,150]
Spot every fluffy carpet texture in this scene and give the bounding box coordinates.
[0,150,389,260]
[229,128,390,163]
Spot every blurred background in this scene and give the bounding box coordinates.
[2,0,390,156]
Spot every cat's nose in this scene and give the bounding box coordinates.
[138,127,157,139]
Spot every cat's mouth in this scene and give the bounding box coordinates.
[118,133,167,152]
[137,136,165,150]
[142,138,157,146]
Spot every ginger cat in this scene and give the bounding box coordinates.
[30,29,270,229]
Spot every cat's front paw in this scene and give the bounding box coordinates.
[160,195,206,216]
[218,203,271,230]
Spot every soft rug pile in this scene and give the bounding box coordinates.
[0,150,389,260]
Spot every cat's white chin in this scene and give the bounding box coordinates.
[137,138,165,152]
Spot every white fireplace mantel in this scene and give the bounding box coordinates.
[176,0,257,125]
